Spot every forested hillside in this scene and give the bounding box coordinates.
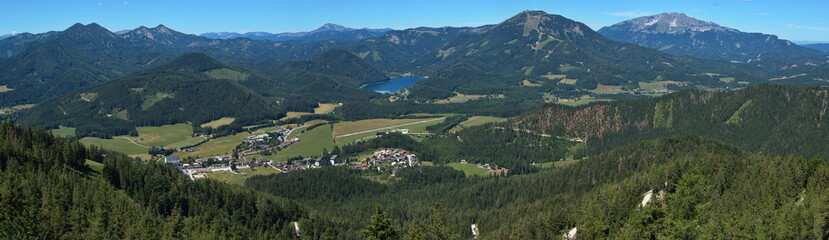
[513,84,829,159]
[0,120,308,239]
[242,135,829,239]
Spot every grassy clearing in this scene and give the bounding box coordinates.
[80,137,148,155]
[173,132,254,159]
[85,160,104,173]
[557,98,612,106]
[335,119,441,146]
[134,123,194,147]
[273,124,334,161]
[588,84,625,94]
[333,118,435,136]
[639,81,687,91]
[50,126,76,138]
[447,163,490,176]
[200,117,236,128]
[141,92,174,110]
[521,79,542,87]
[449,116,507,132]
[540,74,567,80]
[0,85,12,92]
[536,159,582,169]
[558,78,578,85]
[719,77,736,83]
[434,92,504,104]
[314,103,340,114]
[207,167,281,185]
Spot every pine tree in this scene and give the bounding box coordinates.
[364,205,397,240]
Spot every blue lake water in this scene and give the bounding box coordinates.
[361,77,423,93]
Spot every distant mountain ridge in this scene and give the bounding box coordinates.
[200,23,392,42]
[598,13,826,63]
[805,43,829,53]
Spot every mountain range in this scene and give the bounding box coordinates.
[598,13,826,64]
[805,43,829,53]
[200,23,392,42]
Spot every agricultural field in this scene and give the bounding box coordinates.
[588,84,625,94]
[173,131,254,159]
[0,85,12,92]
[206,167,281,185]
[80,136,148,155]
[557,98,613,106]
[446,162,490,176]
[49,126,76,138]
[333,118,443,146]
[200,117,235,128]
[84,160,104,173]
[521,79,542,87]
[639,81,687,91]
[536,159,581,169]
[280,103,341,120]
[449,116,508,132]
[434,92,504,104]
[272,124,334,161]
[134,123,200,148]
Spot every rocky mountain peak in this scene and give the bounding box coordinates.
[605,13,734,34]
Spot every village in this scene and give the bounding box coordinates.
[164,125,427,180]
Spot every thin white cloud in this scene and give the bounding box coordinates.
[754,12,770,16]
[123,1,129,4]
[97,2,103,6]
[740,0,751,2]
[786,24,829,31]
[601,11,653,18]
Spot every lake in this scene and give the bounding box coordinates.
[361,77,423,93]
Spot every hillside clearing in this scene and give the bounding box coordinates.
[200,117,236,128]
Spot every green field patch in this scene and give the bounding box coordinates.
[134,123,194,147]
[727,100,753,124]
[447,163,490,177]
[207,167,281,185]
[334,118,438,137]
[314,103,340,114]
[450,116,508,132]
[85,160,104,173]
[639,81,687,91]
[273,124,334,161]
[719,77,736,83]
[141,92,174,110]
[111,109,129,120]
[557,98,612,106]
[536,159,582,169]
[653,100,674,128]
[201,117,236,128]
[737,81,750,85]
[335,119,441,146]
[80,136,148,155]
[558,78,578,85]
[435,92,504,104]
[521,79,542,87]
[588,84,625,94]
[50,126,76,138]
[80,92,98,102]
[559,64,580,72]
[204,68,250,81]
[173,132,254,159]
[0,85,12,92]
[540,74,567,80]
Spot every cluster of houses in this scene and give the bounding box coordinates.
[273,155,342,172]
[350,148,420,174]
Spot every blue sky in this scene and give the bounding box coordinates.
[1,0,828,42]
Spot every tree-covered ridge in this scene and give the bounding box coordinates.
[0,120,306,239]
[403,10,776,100]
[242,134,829,239]
[512,84,829,159]
[17,53,282,137]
